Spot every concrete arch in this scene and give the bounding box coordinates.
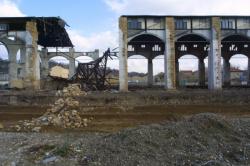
[0,36,25,59]
[128,32,165,43]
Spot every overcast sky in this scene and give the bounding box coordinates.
[0,0,249,73]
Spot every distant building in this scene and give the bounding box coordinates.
[179,70,198,86]
[230,69,248,85]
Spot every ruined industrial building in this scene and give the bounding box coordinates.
[0,15,250,165]
[0,17,99,90]
[1,16,250,92]
[119,15,250,91]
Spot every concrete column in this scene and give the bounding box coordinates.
[8,48,18,88]
[119,17,128,92]
[198,58,206,86]
[223,58,231,87]
[40,48,49,79]
[248,57,250,85]
[23,21,40,89]
[175,60,179,87]
[164,17,176,89]
[19,47,26,78]
[69,47,75,78]
[23,45,40,89]
[208,17,222,90]
[147,58,153,86]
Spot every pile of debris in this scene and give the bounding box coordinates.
[14,84,89,132]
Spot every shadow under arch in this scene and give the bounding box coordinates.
[128,34,165,59]
[176,33,210,42]
[222,34,250,59]
[176,34,209,61]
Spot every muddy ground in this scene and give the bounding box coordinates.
[0,89,250,165]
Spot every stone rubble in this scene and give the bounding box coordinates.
[13,84,89,132]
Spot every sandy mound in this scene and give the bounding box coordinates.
[81,113,249,166]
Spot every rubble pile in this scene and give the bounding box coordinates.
[14,84,89,132]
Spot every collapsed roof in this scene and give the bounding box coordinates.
[0,17,73,47]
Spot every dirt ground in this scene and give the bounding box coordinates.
[0,89,250,165]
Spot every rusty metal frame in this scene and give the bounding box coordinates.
[73,49,117,90]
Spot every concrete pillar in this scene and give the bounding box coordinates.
[23,21,40,89]
[208,17,222,90]
[40,48,49,79]
[164,17,176,89]
[8,48,18,88]
[119,17,128,92]
[198,58,206,86]
[175,60,179,87]
[223,57,231,87]
[147,58,153,86]
[23,45,40,89]
[248,57,250,85]
[69,47,75,78]
[19,47,26,78]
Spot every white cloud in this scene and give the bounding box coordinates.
[0,0,25,17]
[68,29,118,53]
[105,0,127,13]
[68,29,120,69]
[104,0,250,15]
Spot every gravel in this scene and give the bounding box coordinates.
[0,113,250,166]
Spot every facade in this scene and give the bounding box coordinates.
[119,15,250,91]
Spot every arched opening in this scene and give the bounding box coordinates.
[0,42,9,89]
[16,49,23,79]
[48,56,69,79]
[106,55,119,87]
[16,49,21,63]
[222,34,250,87]
[229,54,248,86]
[128,55,147,86]
[204,57,209,85]
[153,55,164,86]
[176,34,209,88]
[75,56,94,67]
[128,34,165,88]
[178,55,199,87]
